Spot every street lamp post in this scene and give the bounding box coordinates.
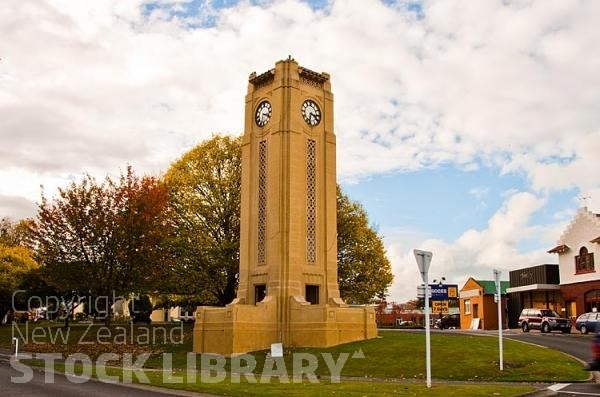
[414,249,433,388]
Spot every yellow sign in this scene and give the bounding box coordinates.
[432,301,449,314]
[448,287,458,298]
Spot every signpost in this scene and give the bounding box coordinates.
[493,269,504,371]
[414,249,433,388]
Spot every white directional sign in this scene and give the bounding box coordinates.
[413,248,433,388]
[413,249,432,282]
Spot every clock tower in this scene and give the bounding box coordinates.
[193,58,376,355]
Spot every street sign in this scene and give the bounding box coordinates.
[417,285,431,298]
[432,301,449,314]
[414,249,432,282]
[428,284,459,300]
[413,248,433,388]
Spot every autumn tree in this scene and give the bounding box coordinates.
[32,167,172,326]
[165,134,393,306]
[164,135,241,306]
[337,187,394,304]
[0,218,40,324]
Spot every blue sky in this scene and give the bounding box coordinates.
[1,0,599,302]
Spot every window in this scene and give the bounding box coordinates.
[254,284,267,304]
[576,246,595,274]
[257,140,267,264]
[464,299,471,315]
[305,285,319,305]
[306,139,317,264]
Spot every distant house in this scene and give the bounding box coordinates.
[459,278,509,330]
[548,207,600,319]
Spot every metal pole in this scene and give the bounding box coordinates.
[494,269,503,371]
[424,275,432,387]
[498,295,503,370]
[12,337,19,359]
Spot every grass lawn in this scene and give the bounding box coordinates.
[2,323,590,396]
[26,361,535,397]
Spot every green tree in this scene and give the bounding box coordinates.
[32,166,173,326]
[337,187,394,304]
[165,134,393,306]
[164,135,241,306]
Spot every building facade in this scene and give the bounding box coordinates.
[506,264,562,328]
[549,207,600,320]
[459,278,508,330]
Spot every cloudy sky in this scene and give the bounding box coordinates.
[2,0,599,302]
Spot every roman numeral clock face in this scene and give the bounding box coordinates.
[255,101,272,127]
[302,100,321,126]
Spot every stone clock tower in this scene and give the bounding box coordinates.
[193,58,376,356]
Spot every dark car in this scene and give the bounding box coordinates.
[576,312,600,334]
[519,308,571,333]
[435,314,460,329]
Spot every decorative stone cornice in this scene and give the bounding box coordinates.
[299,66,329,87]
[249,69,275,88]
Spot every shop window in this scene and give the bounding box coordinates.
[576,246,595,274]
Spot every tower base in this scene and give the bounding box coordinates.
[192,296,377,356]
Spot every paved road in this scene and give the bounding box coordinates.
[0,353,209,397]
[503,330,595,363]
[503,330,600,396]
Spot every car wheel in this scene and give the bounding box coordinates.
[581,325,588,334]
[522,322,529,332]
[542,322,550,333]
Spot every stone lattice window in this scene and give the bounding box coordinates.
[306,139,317,264]
[257,140,267,264]
[576,246,595,274]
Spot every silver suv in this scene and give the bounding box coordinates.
[518,308,571,333]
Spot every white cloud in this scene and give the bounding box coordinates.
[2,0,599,216]
[385,191,566,302]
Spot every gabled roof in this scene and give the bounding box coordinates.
[476,280,509,295]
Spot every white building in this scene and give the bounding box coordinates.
[549,207,600,318]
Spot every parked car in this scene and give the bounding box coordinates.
[518,308,571,333]
[435,314,461,329]
[575,312,600,334]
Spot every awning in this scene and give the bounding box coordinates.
[506,284,561,293]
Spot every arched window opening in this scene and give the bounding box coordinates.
[576,246,595,274]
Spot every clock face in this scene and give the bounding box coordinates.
[255,101,272,127]
[302,100,321,126]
